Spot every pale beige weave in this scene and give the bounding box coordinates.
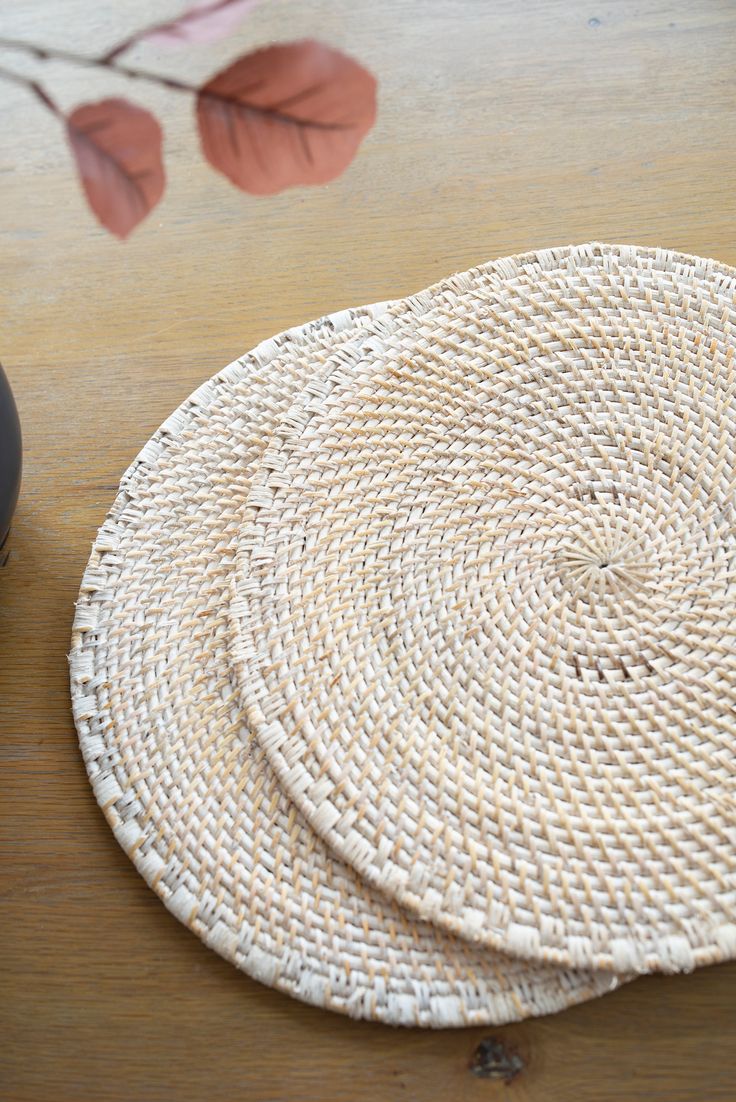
[69,300,622,1027]
[230,243,736,975]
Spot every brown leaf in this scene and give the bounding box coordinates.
[196,39,377,195]
[67,99,165,238]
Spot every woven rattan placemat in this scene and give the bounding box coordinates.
[230,243,736,975]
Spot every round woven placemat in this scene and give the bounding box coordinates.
[230,243,736,974]
[69,301,623,1027]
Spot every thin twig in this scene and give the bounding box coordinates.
[101,0,240,61]
[0,34,205,92]
[0,36,346,130]
[100,30,146,63]
[0,63,60,115]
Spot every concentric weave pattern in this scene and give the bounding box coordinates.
[230,243,736,973]
[69,298,622,1027]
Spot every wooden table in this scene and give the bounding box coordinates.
[2,2,735,1099]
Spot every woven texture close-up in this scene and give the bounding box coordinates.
[229,243,736,976]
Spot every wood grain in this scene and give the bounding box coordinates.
[1,2,735,1099]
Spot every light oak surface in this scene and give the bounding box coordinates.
[1,2,735,1099]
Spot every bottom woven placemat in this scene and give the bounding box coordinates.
[70,300,626,1027]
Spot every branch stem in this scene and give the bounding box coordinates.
[0,62,60,114]
[0,35,200,95]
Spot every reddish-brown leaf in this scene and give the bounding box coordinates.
[196,39,377,195]
[141,0,260,49]
[67,99,165,238]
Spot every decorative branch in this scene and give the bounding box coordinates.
[0,3,377,239]
[0,35,346,125]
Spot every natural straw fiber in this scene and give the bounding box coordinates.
[230,243,736,975]
[69,300,623,1027]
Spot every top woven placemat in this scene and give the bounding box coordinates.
[230,243,736,974]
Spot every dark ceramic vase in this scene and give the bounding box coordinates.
[0,365,22,552]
